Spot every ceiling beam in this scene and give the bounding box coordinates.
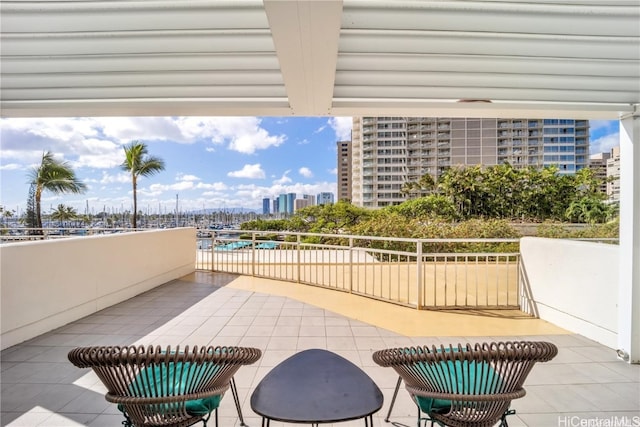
[264,0,342,116]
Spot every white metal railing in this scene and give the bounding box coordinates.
[196,231,521,310]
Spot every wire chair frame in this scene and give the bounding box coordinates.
[68,345,262,427]
[373,341,558,427]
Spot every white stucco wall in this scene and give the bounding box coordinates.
[520,237,619,348]
[0,228,196,350]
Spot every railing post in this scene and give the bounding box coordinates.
[349,237,353,294]
[296,233,301,283]
[416,240,423,310]
[212,231,218,272]
[251,232,256,277]
[516,253,521,309]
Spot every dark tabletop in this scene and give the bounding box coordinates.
[250,348,383,423]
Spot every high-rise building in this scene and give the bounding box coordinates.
[607,146,621,202]
[277,193,296,214]
[293,195,315,212]
[337,140,352,202]
[351,117,590,208]
[262,197,271,215]
[589,152,611,195]
[272,197,279,214]
[317,192,334,205]
[294,199,308,211]
[286,193,296,214]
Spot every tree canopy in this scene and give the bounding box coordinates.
[412,164,615,223]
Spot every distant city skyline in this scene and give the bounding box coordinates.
[0,117,619,216]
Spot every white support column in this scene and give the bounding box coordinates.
[618,112,640,364]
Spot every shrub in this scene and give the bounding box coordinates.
[536,218,618,240]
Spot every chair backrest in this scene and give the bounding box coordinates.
[373,341,557,426]
[68,345,261,426]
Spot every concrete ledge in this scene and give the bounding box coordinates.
[0,228,196,350]
[520,237,618,348]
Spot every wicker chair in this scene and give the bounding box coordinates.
[68,345,262,427]
[372,341,558,427]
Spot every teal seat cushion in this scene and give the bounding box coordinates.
[118,361,222,417]
[413,358,500,413]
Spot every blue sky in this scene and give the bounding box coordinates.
[0,117,619,216]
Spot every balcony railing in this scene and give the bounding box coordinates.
[196,231,520,311]
[1,229,624,354]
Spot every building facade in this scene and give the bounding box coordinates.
[607,146,621,202]
[262,197,271,215]
[337,140,352,202]
[589,152,611,195]
[293,195,316,212]
[302,194,316,207]
[351,117,590,208]
[317,192,335,205]
[277,193,296,214]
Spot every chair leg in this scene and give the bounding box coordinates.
[121,412,133,427]
[230,376,246,426]
[201,410,213,427]
[385,375,403,422]
[500,409,516,427]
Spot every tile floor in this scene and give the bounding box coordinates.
[1,272,639,426]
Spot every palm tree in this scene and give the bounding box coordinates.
[565,197,612,224]
[28,151,87,231]
[50,203,78,227]
[0,206,15,226]
[121,141,165,229]
[401,174,436,199]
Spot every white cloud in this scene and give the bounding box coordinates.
[298,139,310,145]
[228,164,266,179]
[73,138,122,169]
[0,163,22,171]
[273,170,292,185]
[589,120,618,133]
[1,119,123,170]
[328,117,352,141]
[177,173,200,182]
[0,149,44,164]
[591,132,620,155]
[299,167,313,178]
[314,125,326,134]
[99,171,130,184]
[328,167,337,175]
[0,117,99,144]
[148,181,195,193]
[196,182,228,191]
[175,117,286,154]
[1,116,286,157]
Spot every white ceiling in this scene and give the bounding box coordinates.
[1,0,639,119]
